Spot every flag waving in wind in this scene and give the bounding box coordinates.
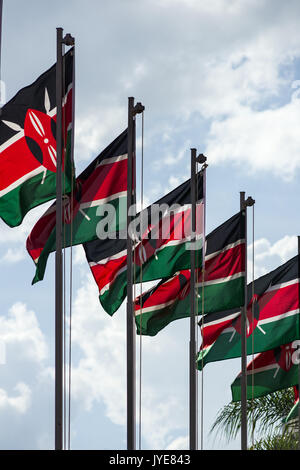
[231,342,298,401]
[83,174,204,315]
[27,129,128,283]
[0,48,74,227]
[197,255,300,370]
[134,211,245,336]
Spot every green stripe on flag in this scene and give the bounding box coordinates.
[0,129,73,227]
[198,275,244,314]
[101,242,203,316]
[231,365,298,402]
[32,195,127,283]
[136,275,244,336]
[198,313,300,370]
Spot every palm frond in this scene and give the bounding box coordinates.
[211,388,295,442]
[250,432,298,450]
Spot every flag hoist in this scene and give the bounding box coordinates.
[127,97,144,450]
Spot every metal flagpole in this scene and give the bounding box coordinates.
[190,150,207,450]
[127,97,144,450]
[55,27,74,451]
[240,191,247,451]
[240,192,255,451]
[55,26,64,451]
[189,148,197,450]
[200,157,207,450]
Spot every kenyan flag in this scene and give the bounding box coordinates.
[285,386,299,423]
[135,211,245,336]
[27,129,128,283]
[231,342,298,401]
[83,174,204,315]
[0,48,74,227]
[197,255,300,370]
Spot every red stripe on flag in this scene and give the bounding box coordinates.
[204,243,245,282]
[91,206,201,296]
[26,150,127,263]
[201,311,240,349]
[245,343,295,372]
[90,253,127,294]
[134,269,190,312]
[253,283,299,322]
[0,138,40,190]
[79,158,127,204]
[134,242,244,314]
[0,89,73,191]
[201,282,299,349]
[26,209,56,262]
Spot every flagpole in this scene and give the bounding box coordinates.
[240,191,248,450]
[240,192,255,451]
[55,27,64,451]
[190,150,207,450]
[200,158,207,450]
[55,27,74,451]
[127,97,144,450]
[190,148,197,450]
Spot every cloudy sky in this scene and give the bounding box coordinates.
[1,0,300,450]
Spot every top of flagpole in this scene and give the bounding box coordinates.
[56,26,75,47]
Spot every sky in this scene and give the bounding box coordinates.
[1,0,300,450]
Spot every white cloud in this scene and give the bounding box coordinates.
[75,105,126,164]
[138,389,186,449]
[4,0,300,181]
[205,93,300,180]
[73,245,86,266]
[70,277,126,422]
[0,301,52,448]
[161,141,191,167]
[0,203,52,268]
[0,302,48,364]
[166,435,188,450]
[248,234,297,280]
[9,0,294,182]
[70,274,188,449]
[0,203,51,246]
[254,235,297,263]
[0,247,26,264]
[0,383,31,414]
[167,175,189,192]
